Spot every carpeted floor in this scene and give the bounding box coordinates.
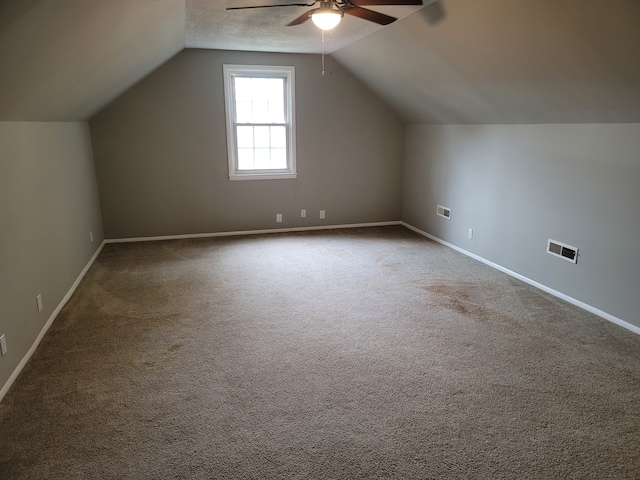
[1,226,639,479]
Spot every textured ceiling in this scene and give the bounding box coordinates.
[186,0,427,54]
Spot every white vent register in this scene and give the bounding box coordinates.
[547,239,578,264]
[437,205,451,219]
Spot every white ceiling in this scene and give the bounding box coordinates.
[186,0,427,54]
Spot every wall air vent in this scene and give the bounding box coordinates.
[547,239,578,264]
[437,205,451,219]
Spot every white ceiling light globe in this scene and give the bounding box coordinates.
[311,10,342,30]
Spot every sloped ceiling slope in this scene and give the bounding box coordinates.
[0,0,185,121]
[334,0,640,124]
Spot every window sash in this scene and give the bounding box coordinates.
[234,123,289,171]
[233,76,286,125]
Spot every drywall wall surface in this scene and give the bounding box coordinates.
[0,122,104,390]
[402,123,640,328]
[90,49,404,239]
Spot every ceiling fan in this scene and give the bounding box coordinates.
[227,0,424,31]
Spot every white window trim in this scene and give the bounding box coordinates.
[223,64,297,181]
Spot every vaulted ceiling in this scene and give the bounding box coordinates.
[1,0,639,123]
[335,0,640,123]
[0,0,185,121]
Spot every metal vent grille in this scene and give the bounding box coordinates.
[547,239,578,264]
[437,205,451,219]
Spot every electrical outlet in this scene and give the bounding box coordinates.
[301,209,306,218]
[36,294,43,312]
[276,213,283,223]
[468,228,473,239]
[0,334,7,357]
[90,231,94,243]
[319,210,326,220]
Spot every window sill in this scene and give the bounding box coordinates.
[229,173,298,181]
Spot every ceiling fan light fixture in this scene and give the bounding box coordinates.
[311,9,343,30]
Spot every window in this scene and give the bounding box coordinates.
[223,65,297,180]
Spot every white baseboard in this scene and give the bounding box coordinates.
[401,222,640,336]
[105,221,403,244]
[0,241,106,403]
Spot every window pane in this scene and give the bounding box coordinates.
[235,101,252,124]
[251,78,270,101]
[267,78,285,122]
[252,101,270,123]
[234,77,252,101]
[237,148,254,170]
[254,148,271,169]
[269,100,285,123]
[254,126,270,148]
[270,126,286,148]
[236,126,254,148]
[267,78,283,100]
[271,148,287,169]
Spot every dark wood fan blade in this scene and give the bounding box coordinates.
[347,0,422,5]
[226,3,313,11]
[344,6,396,25]
[286,10,312,25]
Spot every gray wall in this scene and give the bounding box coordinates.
[90,49,405,239]
[0,122,104,391]
[402,124,640,328]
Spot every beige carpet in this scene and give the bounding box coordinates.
[1,226,639,479]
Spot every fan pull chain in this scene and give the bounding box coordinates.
[329,32,333,75]
[320,30,334,77]
[321,29,326,76]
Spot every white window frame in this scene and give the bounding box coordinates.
[223,64,297,181]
